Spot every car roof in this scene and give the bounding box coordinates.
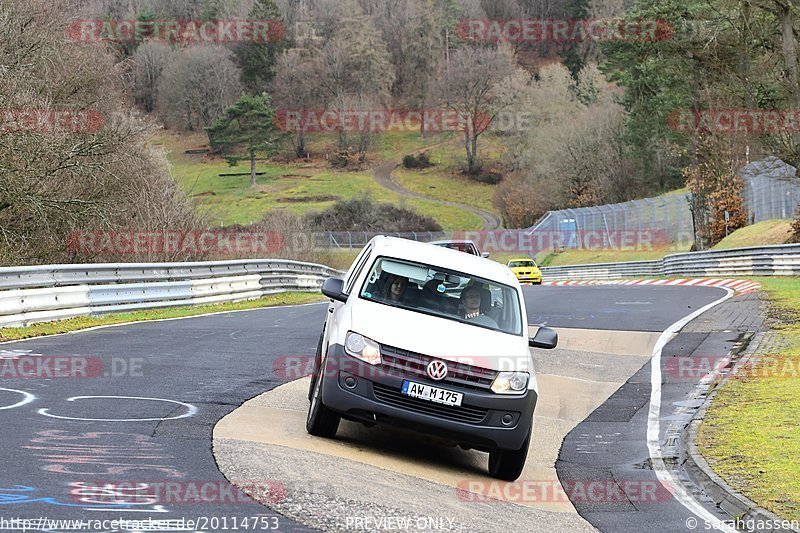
[368,236,517,286]
[508,257,536,262]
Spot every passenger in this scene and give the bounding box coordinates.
[459,285,498,328]
[384,275,409,303]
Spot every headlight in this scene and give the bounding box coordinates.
[491,372,529,394]
[344,332,382,366]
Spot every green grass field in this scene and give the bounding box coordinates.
[698,277,800,521]
[0,292,324,342]
[394,165,498,214]
[162,132,483,229]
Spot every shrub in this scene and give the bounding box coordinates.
[307,196,442,232]
[402,152,433,169]
[471,171,503,185]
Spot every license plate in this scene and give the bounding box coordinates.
[401,380,463,406]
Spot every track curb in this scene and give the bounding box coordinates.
[542,278,761,295]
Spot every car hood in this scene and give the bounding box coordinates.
[348,300,532,373]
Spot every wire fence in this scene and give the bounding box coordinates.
[527,193,695,249]
[740,157,800,223]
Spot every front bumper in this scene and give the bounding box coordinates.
[514,273,542,283]
[319,344,537,451]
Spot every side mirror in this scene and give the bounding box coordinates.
[321,277,348,303]
[529,326,558,349]
[481,252,490,258]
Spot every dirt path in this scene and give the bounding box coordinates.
[373,145,503,230]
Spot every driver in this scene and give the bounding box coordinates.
[459,285,498,328]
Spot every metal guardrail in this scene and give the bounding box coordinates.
[541,243,800,281]
[0,260,343,328]
[4,243,798,328]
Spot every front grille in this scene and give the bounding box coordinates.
[372,383,489,424]
[379,344,498,392]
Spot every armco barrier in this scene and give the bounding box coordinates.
[0,260,343,328]
[541,243,800,281]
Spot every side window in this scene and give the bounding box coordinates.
[345,245,372,294]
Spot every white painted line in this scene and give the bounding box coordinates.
[0,387,36,410]
[647,287,737,532]
[37,395,198,422]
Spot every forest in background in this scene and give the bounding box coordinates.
[4,0,800,263]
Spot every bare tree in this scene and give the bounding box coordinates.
[316,15,395,106]
[157,46,243,131]
[131,42,172,112]
[435,45,516,174]
[272,48,325,157]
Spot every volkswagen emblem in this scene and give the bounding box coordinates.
[426,360,448,381]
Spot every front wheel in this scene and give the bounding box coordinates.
[305,351,340,438]
[488,429,531,481]
[308,332,324,401]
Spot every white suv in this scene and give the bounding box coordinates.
[306,236,557,480]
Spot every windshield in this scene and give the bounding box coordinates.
[508,261,536,268]
[359,257,523,336]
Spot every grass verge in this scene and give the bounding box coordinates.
[713,220,793,250]
[537,245,693,267]
[698,277,800,522]
[0,292,324,342]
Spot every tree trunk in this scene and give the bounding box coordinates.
[779,2,800,104]
[250,152,257,187]
[296,131,306,158]
[464,127,473,174]
[471,131,479,174]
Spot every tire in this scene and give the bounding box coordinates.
[308,332,324,402]
[488,429,531,481]
[305,341,340,438]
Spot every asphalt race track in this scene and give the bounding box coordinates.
[0,284,761,532]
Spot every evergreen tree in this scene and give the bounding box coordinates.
[234,0,285,94]
[206,94,282,187]
[561,0,590,79]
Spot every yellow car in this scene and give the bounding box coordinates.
[506,258,542,285]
